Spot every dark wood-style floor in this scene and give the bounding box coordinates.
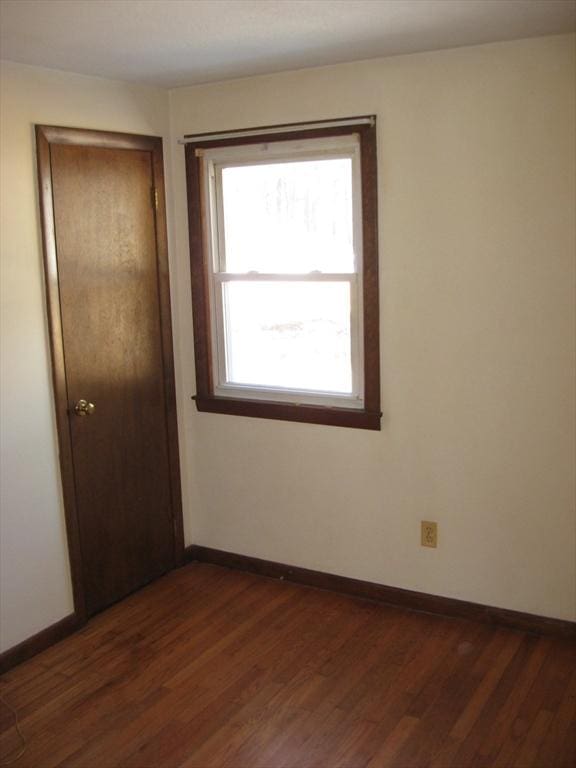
[0,564,574,768]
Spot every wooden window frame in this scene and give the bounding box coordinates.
[185,117,381,430]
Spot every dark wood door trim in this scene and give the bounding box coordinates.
[35,125,184,624]
[36,125,87,621]
[150,137,185,567]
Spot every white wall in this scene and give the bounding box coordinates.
[169,34,576,621]
[0,62,173,651]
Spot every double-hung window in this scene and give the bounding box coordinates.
[185,117,380,429]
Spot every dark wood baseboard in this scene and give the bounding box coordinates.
[0,613,82,674]
[185,545,576,639]
[3,548,571,677]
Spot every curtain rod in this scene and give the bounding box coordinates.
[178,116,375,145]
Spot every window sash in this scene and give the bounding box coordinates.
[202,136,365,409]
[204,139,362,275]
[210,273,364,407]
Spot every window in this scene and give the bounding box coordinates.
[185,118,380,429]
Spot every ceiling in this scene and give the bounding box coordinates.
[1,0,574,88]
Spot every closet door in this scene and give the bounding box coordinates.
[37,126,183,617]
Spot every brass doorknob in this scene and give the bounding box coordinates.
[74,399,96,417]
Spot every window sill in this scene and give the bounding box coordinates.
[194,395,381,430]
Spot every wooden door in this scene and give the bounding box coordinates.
[36,126,183,618]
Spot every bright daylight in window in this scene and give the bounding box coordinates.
[202,135,364,409]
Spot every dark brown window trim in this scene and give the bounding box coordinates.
[194,396,381,430]
[185,117,381,430]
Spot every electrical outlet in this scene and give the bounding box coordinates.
[421,521,438,548]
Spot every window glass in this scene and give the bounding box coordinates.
[222,281,352,393]
[220,158,354,273]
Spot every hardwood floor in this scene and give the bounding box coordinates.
[1,563,574,767]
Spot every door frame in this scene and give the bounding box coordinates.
[35,125,184,623]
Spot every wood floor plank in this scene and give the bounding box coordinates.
[535,668,576,768]
[460,637,550,767]
[365,714,420,767]
[449,631,524,741]
[386,624,498,767]
[445,635,548,768]
[490,638,576,768]
[0,563,573,768]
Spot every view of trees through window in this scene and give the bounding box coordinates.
[219,157,356,394]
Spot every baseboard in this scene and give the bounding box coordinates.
[185,545,575,638]
[0,613,82,674]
